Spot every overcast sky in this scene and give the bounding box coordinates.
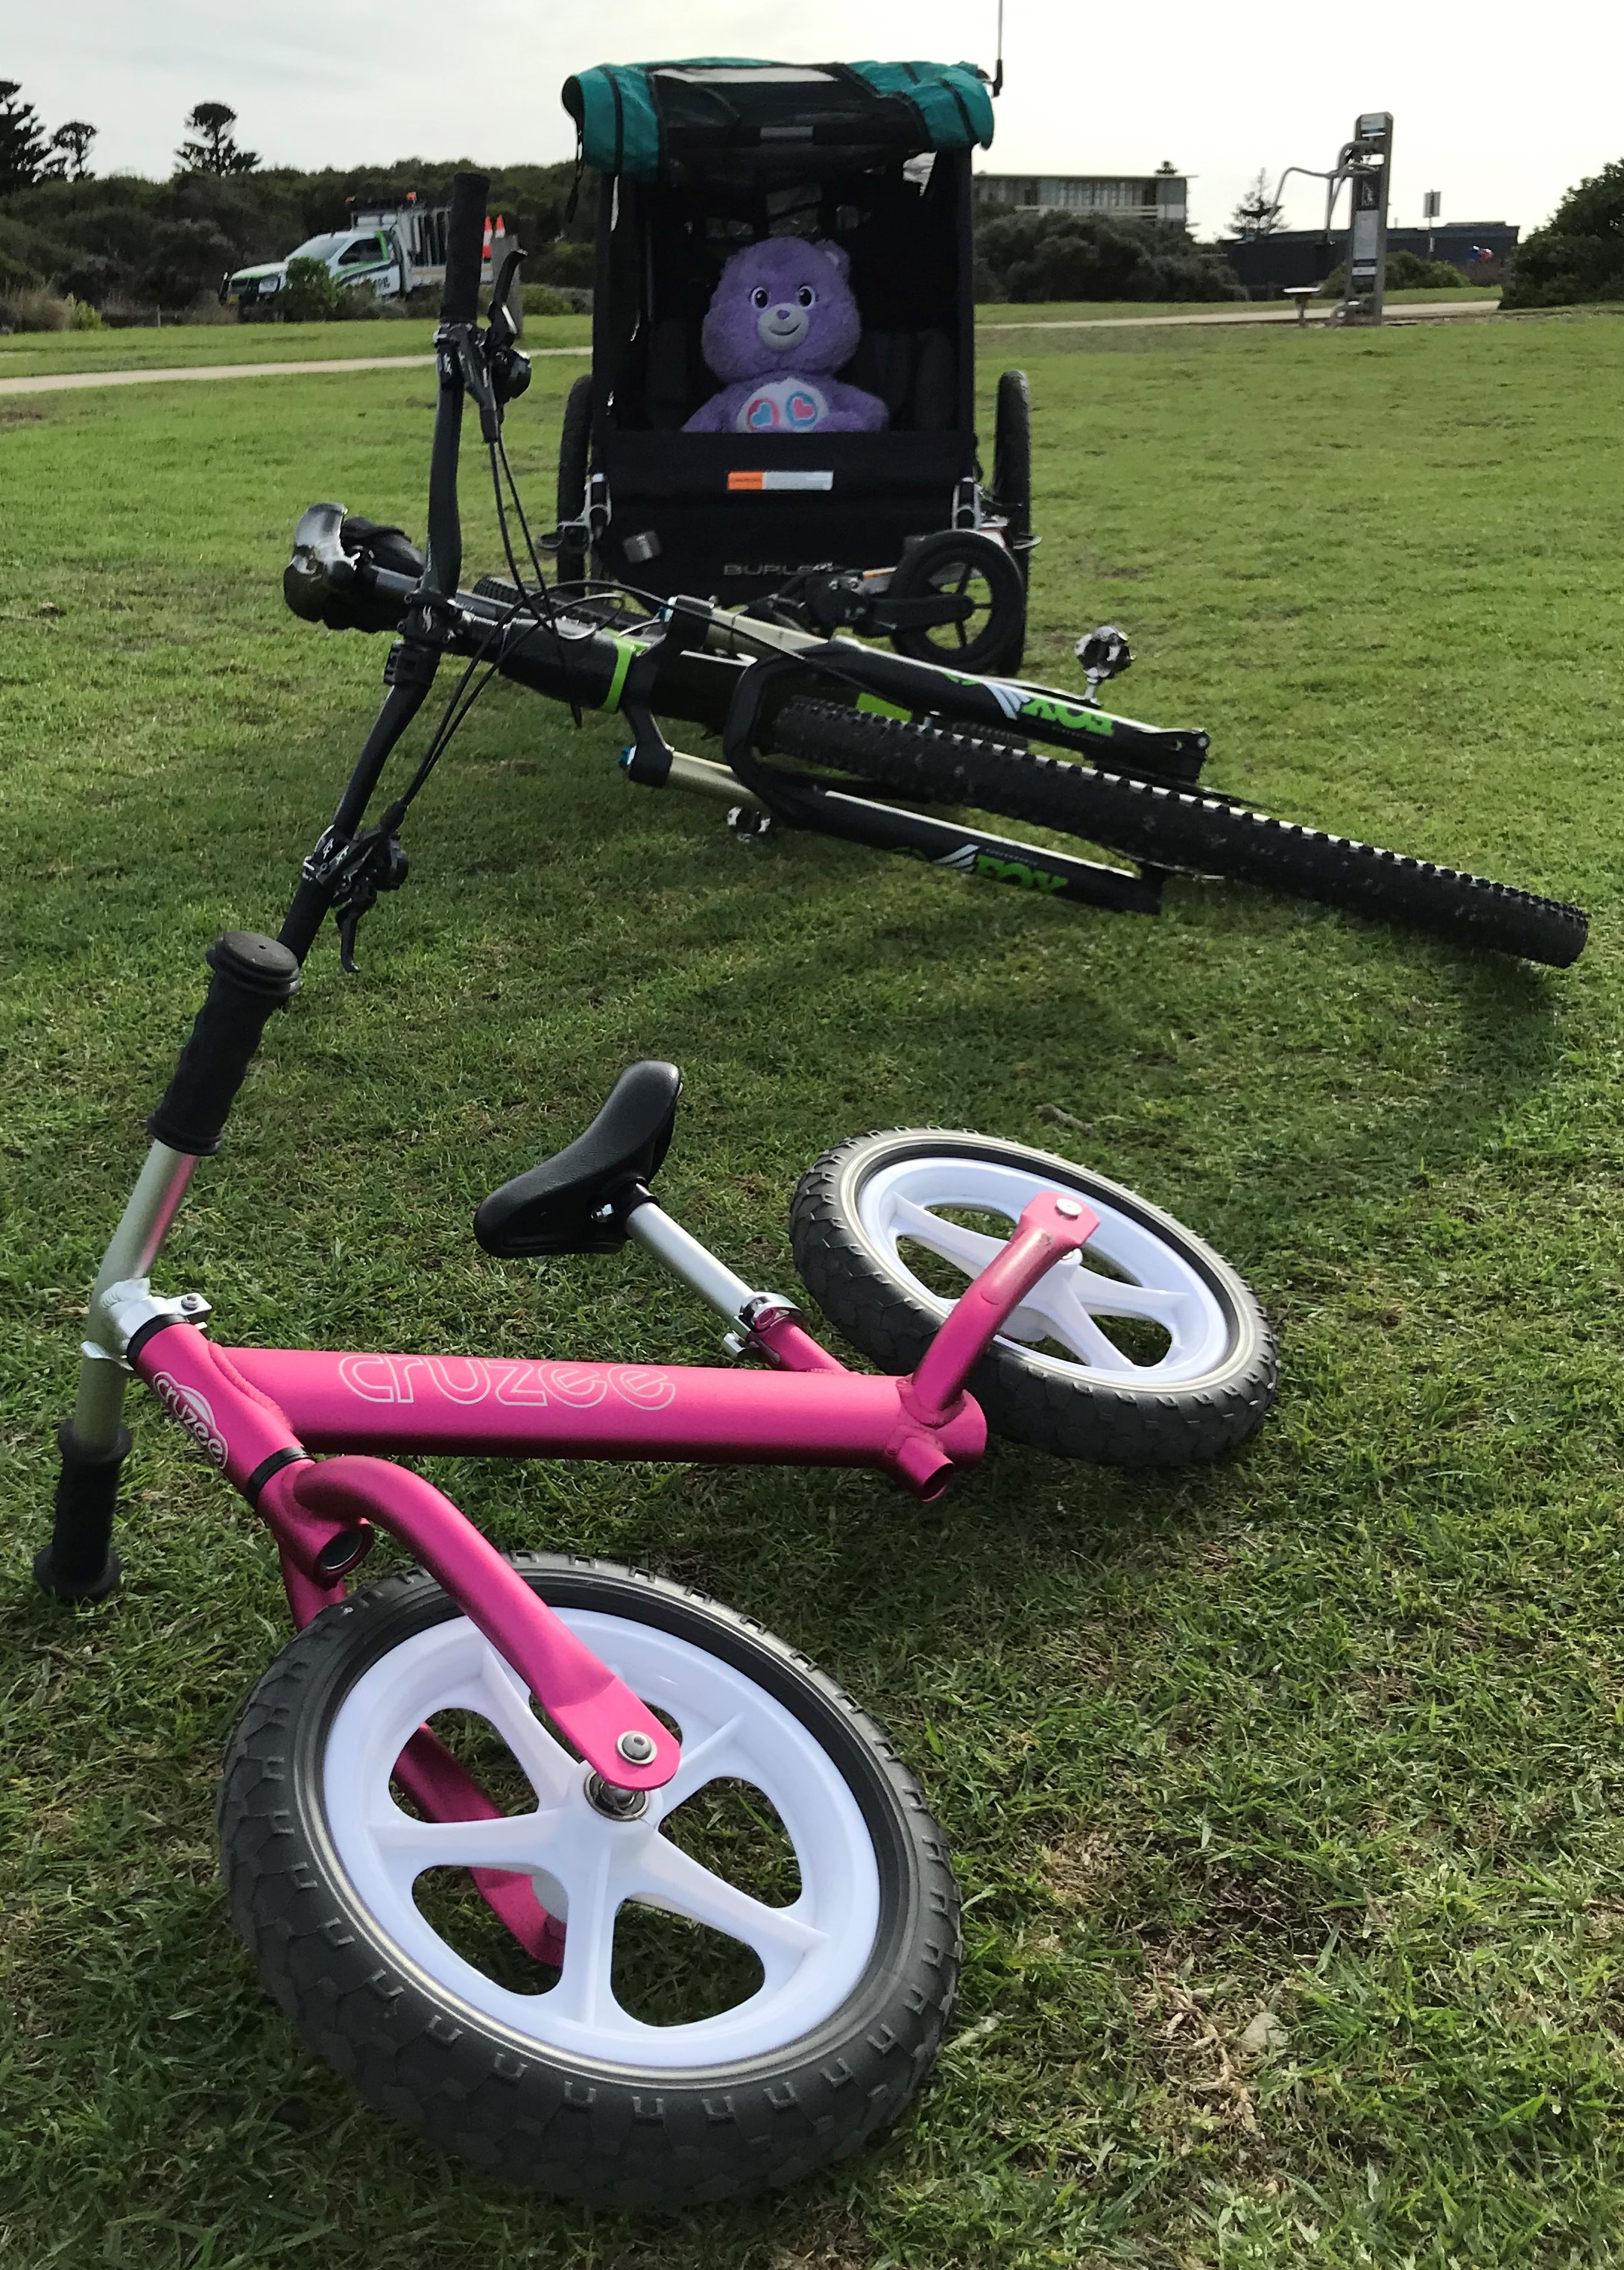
[9,0,1618,240]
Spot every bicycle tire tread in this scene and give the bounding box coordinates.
[789,1133,1278,1468]
[218,1555,960,2207]
[773,699,1587,967]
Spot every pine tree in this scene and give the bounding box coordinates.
[1230,168,1283,238]
[176,102,259,177]
[0,80,49,193]
[46,121,98,180]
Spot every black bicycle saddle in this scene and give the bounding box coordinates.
[474,1061,682,1256]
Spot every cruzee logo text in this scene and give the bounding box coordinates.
[151,1373,229,1467]
[337,1354,677,1411]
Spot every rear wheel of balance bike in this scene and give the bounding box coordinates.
[791,1131,1277,1467]
[555,373,593,591]
[218,1555,959,2207]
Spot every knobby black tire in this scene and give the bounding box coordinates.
[790,1131,1278,1467]
[772,700,1587,967]
[555,373,592,590]
[218,1555,960,2208]
[991,369,1033,595]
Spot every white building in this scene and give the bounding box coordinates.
[973,174,1189,227]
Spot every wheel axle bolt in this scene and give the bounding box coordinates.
[616,1729,656,1765]
[1054,1198,1082,1219]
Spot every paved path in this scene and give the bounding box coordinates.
[0,346,590,396]
[980,297,1499,333]
[0,300,1498,396]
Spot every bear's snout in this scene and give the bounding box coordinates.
[756,300,811,352]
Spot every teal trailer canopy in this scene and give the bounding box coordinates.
[561,58,995,182]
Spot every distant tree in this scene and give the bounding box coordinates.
[59,250,129,308]
[139,217,238,307]
[1502,158,1624,309]
[280,254,344,320]
[976,206,1245,304]
[1318,250,1465,297]
[0,80,50,192]
[1155,159,1179,176]
[47,121,97,180]
[176,102,259,176]
[1230,168,1283,238]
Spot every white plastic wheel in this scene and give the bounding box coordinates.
[791,1130,1277,1466]
[854,1152,1232,1387]
[321,1605,881,2070]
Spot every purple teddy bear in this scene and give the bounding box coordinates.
[683,237,888,435]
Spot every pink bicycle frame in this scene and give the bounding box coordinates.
[121,1189,1097,1946]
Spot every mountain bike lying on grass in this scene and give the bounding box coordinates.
[41,174,1277,2209]
[280,172,1587,974]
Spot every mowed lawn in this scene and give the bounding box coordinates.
[1,310,1623,2270]
[0,292,1492,381]
[0,313,592,380]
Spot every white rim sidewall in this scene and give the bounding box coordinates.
[844,1136,1247,1390]
[318,1605,883,2074]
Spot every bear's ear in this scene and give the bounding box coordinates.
[812,238,851,282]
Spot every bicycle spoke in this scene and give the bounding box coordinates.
[890,1195,1005,1277]
[657,1716,746,1808]
[544,1839,619,2026]
[1009,1273,1160,1369]
[1063,1268,1188,1325]
[627,1832,827,1985]
[370,1801,552,1891]
[476,1648,584,1804]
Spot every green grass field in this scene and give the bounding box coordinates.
[976,288,1500,325]
[0,314,591,380]
[0,293,1496,382]
[1,308,1622,2270]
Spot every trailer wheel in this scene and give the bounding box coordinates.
[991,370,1033,596]
[556,374,593,590]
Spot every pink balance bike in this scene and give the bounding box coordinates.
[38,933,1275,2207]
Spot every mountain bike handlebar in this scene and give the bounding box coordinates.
[440,170,487,327]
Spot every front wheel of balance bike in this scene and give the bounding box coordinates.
[792,1131,1277,1467]
[218,1555,959,2207]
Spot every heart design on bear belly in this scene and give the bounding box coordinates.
[735,378,830,434]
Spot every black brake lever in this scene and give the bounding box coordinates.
[329,832,411,975]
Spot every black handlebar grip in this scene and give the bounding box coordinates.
[278,873,336,964]
[147,932,301,1156]
[440,171,490,326]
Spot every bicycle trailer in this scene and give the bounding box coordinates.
[554,57,1034,674]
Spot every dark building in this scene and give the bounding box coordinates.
[1221,221,1519,297]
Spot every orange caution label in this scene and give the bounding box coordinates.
[726,469,835,493]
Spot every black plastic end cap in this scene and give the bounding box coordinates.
[34,1540,123,1604]
[206,932,301,1003]
[37,1421,130,1604]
